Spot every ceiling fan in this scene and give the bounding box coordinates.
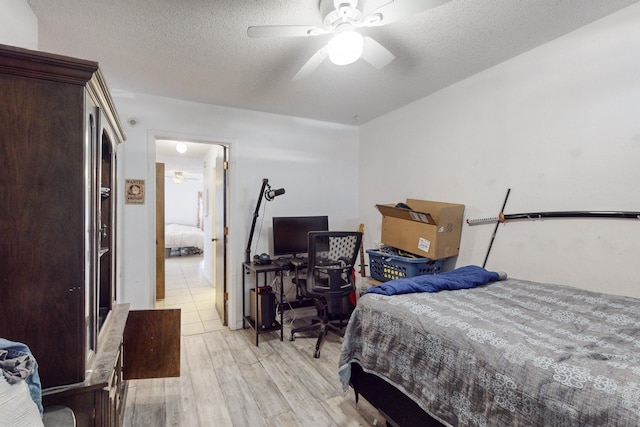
[165,171,201,184]
[247,0,450,80]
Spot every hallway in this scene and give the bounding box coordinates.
[155,254,224,336]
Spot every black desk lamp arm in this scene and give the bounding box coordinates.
[245,178,270,264]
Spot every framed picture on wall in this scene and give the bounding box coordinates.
[125,179,145,204]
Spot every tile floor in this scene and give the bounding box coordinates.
[155,254,225,336]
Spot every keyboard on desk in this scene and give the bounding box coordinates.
[272,258,291,267]
[289,257,308,267]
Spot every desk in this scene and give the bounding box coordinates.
[242,262,284,346]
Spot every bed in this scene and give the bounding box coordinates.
[339,267,640,426]
[164,223,204,256]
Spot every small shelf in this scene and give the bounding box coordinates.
[242,262,285,346]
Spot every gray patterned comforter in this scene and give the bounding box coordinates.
[339,278,640,426]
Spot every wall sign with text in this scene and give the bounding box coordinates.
[125,179,145,204]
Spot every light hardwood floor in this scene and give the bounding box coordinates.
[123,255,380,426]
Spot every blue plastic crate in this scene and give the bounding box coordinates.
[367,249,445,282]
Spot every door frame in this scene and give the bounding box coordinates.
[151,134,231,326]
[155,162,165,300]
[213,145,229,325]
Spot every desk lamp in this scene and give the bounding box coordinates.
[245,178,285,264]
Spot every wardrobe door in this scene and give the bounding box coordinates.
[0,74,86,388]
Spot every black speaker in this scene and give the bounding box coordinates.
[250,288,277,329]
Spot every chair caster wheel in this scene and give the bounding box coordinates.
[314,349,320,358]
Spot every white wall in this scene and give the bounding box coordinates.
[164,178,203,226]
[10,0,638,318]
[360,3,640,298]
[114,93,359,330]
[0,0,37,49]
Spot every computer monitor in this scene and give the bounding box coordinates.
[272,216,329,257]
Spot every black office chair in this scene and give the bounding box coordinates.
[290,231,362,358]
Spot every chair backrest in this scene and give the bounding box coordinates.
[305,231,362,311]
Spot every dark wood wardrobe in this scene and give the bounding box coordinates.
[0,43,180,426]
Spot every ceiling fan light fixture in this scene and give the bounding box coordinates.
[327,31,364,65]
[173,171,185,184]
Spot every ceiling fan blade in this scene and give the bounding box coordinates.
[361,37,395,69]
[247,25,327,38]
[363,0,450,27]
[292,47,328,80]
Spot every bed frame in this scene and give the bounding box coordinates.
[350,363,443,427]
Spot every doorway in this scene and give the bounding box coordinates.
[154,138,229,331]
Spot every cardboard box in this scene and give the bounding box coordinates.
[376,199,465,260]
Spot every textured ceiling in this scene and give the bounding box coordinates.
[27,0,638,125]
